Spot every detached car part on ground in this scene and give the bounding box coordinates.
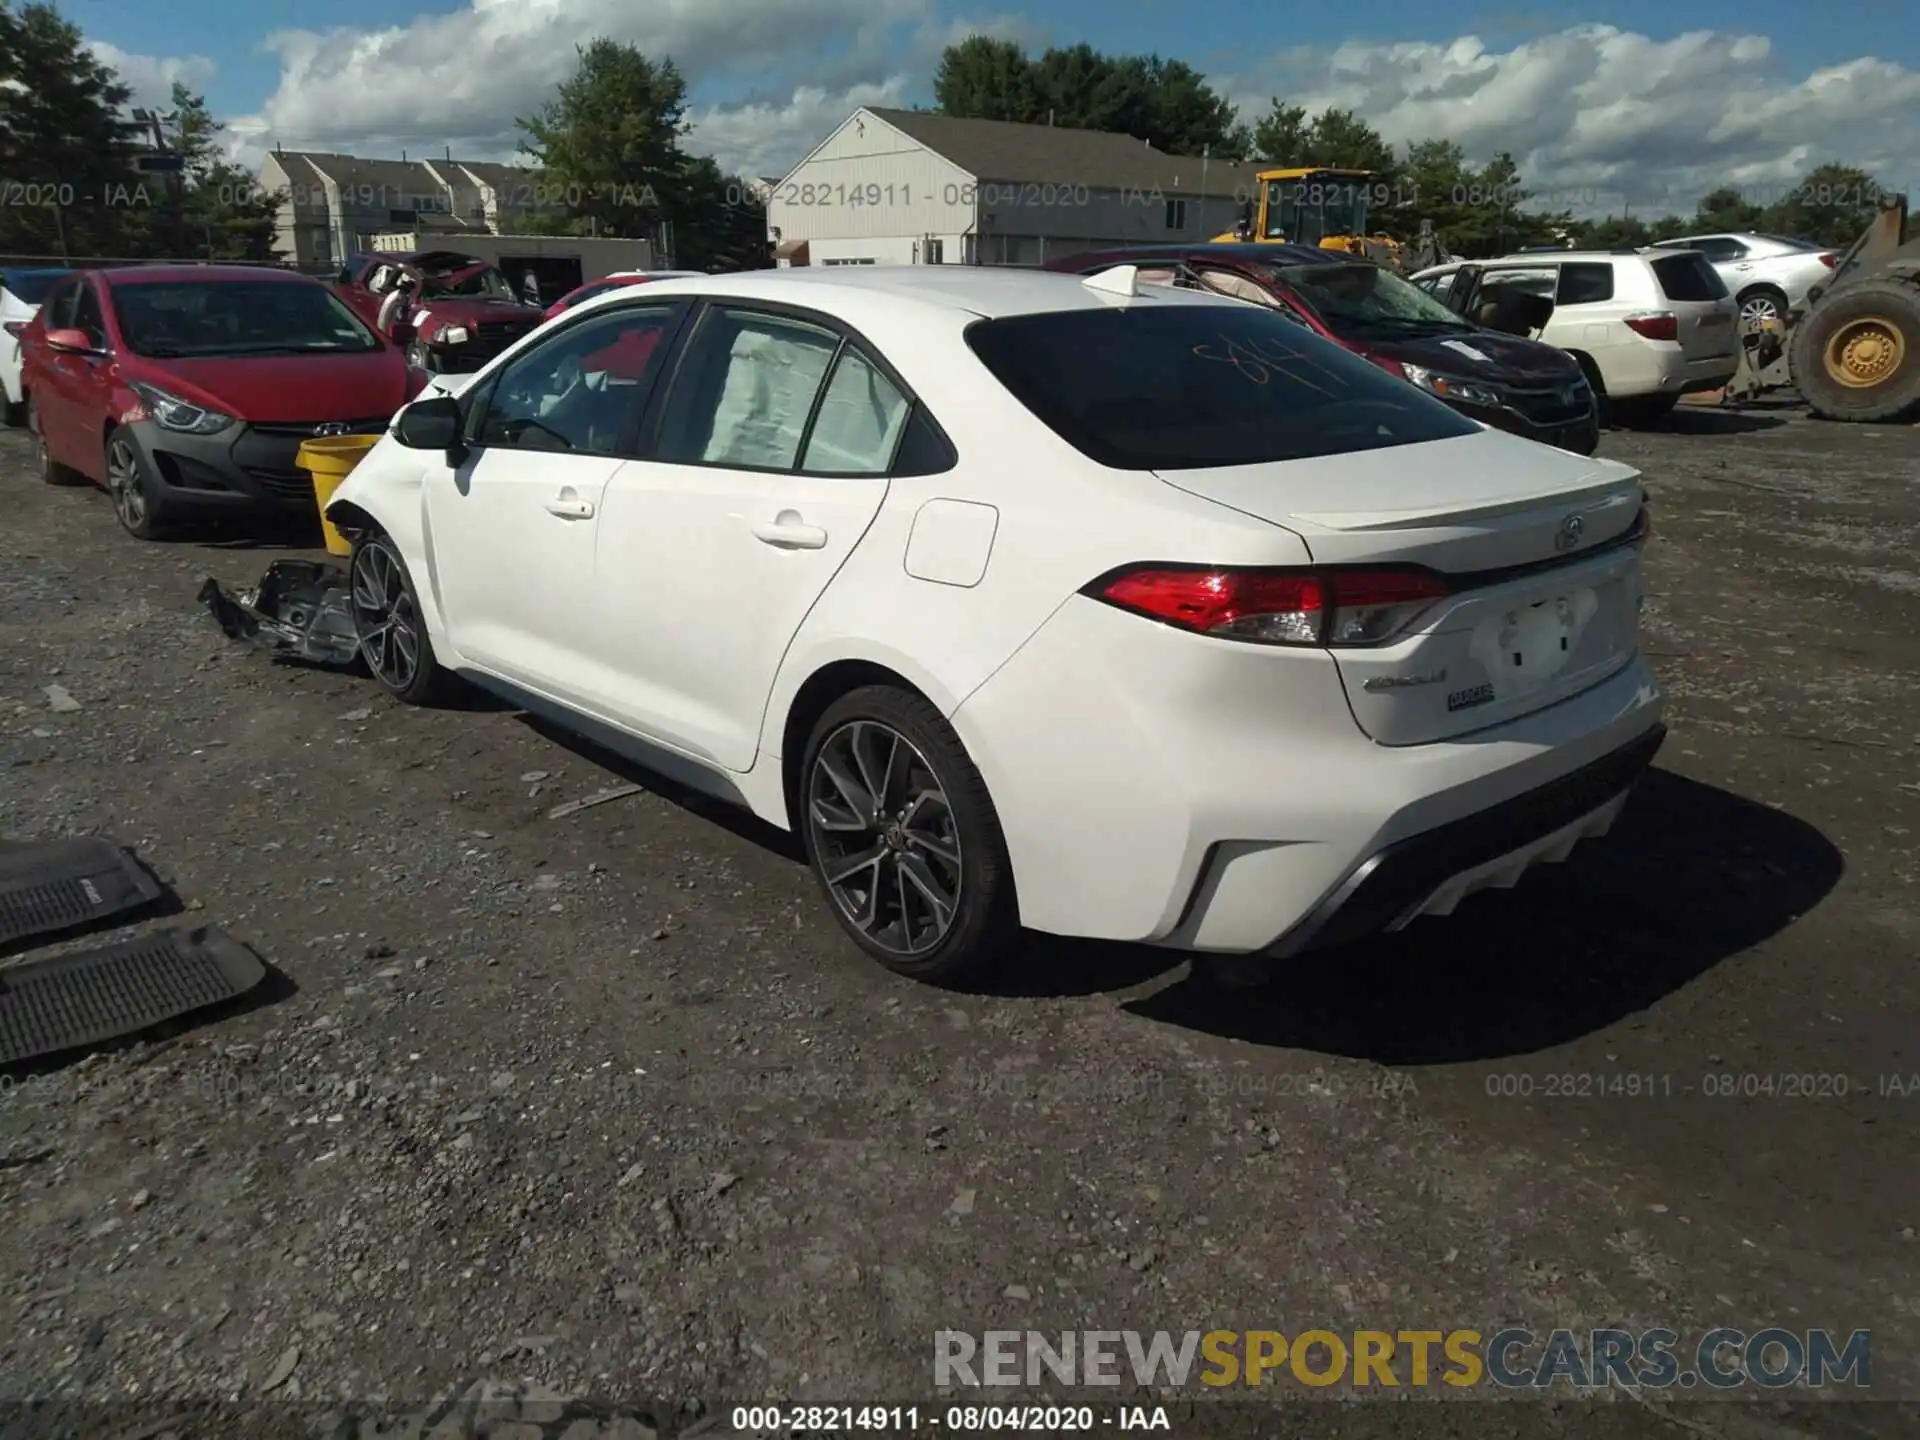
[1722,194,1920,422]
[297,265,1662,988]
[334,251,545,375]
[1051,245,1599,454]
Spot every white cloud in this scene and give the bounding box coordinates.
[1218,24,1920,215]
[85,40,216,112]
[86,15,1920,214]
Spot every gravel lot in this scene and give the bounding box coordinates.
[1,400,1917,1440]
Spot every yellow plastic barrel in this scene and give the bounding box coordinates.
[296,435,383,556]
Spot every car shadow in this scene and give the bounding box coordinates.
[1611,408,1789,436]
[996,770,1844,1062]
[515,713,807,862]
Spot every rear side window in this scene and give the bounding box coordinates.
[1649,254,1727,301]
[1556,263,1615,305]
[964,300,1477,471]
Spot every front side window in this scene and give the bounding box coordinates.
[655,308,841,470]
[109,281,382,358]
[965,299,1476,471]
[70,282,106,346]
[476,303,679,455]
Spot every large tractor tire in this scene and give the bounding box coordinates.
[1790,276,1920,422]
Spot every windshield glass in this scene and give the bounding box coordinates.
[965,300,1476,471]
[111,280,384,357]
[1263,176,1370,244]
[2,269,72,305]
[422,265,518,301]
[1274,261,1471,333]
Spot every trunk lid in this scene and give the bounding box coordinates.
[1155,427,1649,745]
[1647,252,1738,362]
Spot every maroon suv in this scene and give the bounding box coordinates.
[334,250,543,374]
[1048,243,1600,454]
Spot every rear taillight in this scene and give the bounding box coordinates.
[1819,252,1836,268]
[1624,311,1678,342]
[1091,565,1450,647]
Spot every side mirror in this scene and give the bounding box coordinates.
[45,327,100,355]
[394,394,463,453]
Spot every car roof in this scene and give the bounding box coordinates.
[1483,250,1666,264]
[1054,241,1345,269]
[594,265,1244,321]
[98,264,318,286]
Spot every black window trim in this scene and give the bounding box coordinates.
[40,275,81,332]
[468,296,696,460]
[70,278,107,348]
[635,296,956,479]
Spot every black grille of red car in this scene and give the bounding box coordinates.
[231,421,390,499]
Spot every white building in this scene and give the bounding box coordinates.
[766,107,1265,267]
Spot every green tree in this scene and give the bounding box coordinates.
[0,0,146,259]
[932,36,1040,123]
[1302,108,1397,175]
[170,82,280,260]
[1760,162,1885,247]
[1695,185,1762,233]
[670,157,770,271]
[1248,100,1310,163]
[516,39,688,239]
[934,39,1242,156]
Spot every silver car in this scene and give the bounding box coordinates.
[1645,233,1835,325]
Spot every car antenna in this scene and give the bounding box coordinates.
[1082,266,1139,298]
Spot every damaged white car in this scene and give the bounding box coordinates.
[316,267,1665,983]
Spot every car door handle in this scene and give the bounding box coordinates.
[544,497,594,519]
[751,518,828,549]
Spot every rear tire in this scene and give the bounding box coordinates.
[798,685,1020,985]
[2,394,24,428]
[347,530,451,705]
[1737,285,1789,328]
[1790,277,1920,422]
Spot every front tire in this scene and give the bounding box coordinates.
[799,685,1019,984]
[348,530,449,705]
[1790,277,1920,422]
[105,426,170,538]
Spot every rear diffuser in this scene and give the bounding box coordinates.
[0,926,265,1066]
[0,837,165,951]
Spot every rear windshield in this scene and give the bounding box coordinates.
[1649,253,1728,302]
[2,269,71,304]
[965,300,1478,471]
[111,280,383,358]
[1759,233,1825,252]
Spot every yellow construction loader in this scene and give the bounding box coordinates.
[1216,166,1408,270]
[1724,192,1920,421]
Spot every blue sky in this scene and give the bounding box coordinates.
[74,0,1919,126]
[64,0,1920,209]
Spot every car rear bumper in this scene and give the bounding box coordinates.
[128,418,389,514]
[951,594,1666,952]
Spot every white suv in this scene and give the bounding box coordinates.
[1409,250,1739,424]
[1644,233,1835,326]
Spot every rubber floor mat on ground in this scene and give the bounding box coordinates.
[0,926,265,1067]
[0,837,165,951]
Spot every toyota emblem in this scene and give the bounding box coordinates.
[1554,513,1585,552]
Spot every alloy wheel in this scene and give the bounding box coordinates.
[1740,294,1782,327]
[806,720,963,957]
[350,541,421,691]
[106,437,147,530]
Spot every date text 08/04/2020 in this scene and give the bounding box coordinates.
[729,1405,1171,1432]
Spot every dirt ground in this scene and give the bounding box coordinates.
[1,399,1918,1440]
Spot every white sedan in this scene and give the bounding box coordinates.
[324,265,1666,983]
[1,267,71,427]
